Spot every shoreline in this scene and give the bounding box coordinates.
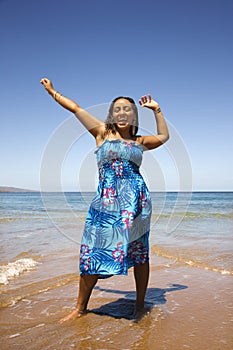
[1,191,232,348]
[0,254,232,350]
[0,187,38,193]
[1,187,232,193]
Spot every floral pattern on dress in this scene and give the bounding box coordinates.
[98,165,105,180]
[128,239,149,265]
[139,190,147,209]
[102,187,117,206]
[108,149,118,161]
[112,242,126,265]
[80,139,152,277]
[121,210,134,230]
[111,159,124,177]
[80,244,93,272]
[126,142,133,149]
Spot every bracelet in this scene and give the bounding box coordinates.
[57,93,63,102]
[54,91,63,102]
[155,107,161,114]
[54,91,58,100]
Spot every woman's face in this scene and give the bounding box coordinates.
[112,98,136,131]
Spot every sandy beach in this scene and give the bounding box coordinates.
[1,252,232,350]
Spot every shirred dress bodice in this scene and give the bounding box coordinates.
[95,139,144,167]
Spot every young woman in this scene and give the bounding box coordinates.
[40,78,169,322]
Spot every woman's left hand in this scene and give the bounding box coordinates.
[139,94,160,111]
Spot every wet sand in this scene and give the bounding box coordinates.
[0,254,232,350]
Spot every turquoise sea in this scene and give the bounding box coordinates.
[1,191,232,288]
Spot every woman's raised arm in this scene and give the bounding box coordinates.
[138,94,169,150]
[40,78,105,138]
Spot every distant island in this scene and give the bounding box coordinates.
[0,186,38,193]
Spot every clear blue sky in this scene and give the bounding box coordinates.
[1,0,233,191]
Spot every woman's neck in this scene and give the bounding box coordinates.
[115,128,131,140]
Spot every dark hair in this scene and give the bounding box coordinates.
[104,96,139,137]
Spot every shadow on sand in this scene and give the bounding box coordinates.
[90,284,188,320]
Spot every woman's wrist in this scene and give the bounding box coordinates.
[153,106,162,114]
[47,87,55,97]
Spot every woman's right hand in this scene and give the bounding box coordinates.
[40,77,54,95]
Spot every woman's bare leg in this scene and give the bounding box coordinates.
[133,262,149,314]
[59,274,98,323]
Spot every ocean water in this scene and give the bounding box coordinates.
[0,192,232,289]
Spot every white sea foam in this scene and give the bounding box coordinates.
[0,258,38,285]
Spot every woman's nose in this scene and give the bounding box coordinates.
[120,108,126,115]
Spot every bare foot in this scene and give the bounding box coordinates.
[132,306,150,322]
[59,308,87,324]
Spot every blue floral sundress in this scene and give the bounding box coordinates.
[80,139,152,278]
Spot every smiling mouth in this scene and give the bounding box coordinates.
[117,118,128,124]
